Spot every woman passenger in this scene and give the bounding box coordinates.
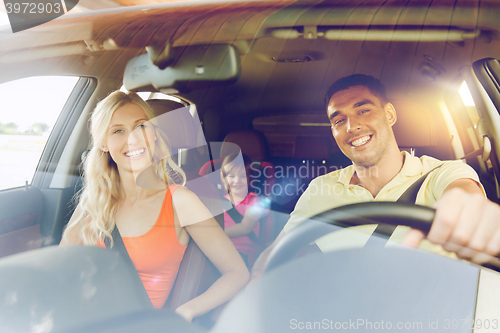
[60,91,249,322]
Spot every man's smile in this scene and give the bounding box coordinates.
[349,135,372,147]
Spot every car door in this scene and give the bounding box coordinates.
[0,76,95,258]
[470,58,500,202]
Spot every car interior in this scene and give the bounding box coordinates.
[2,0,500,331]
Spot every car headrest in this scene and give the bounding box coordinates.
[391,98,437,147]
[220,130,269,160]
[294,136,330,159]
[146,99,198,150]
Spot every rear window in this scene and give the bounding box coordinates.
[253,114,335,158]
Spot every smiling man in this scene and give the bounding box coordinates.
[326,79,403,198]
[251,74,500,279]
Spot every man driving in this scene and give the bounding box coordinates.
[251,74,500,279]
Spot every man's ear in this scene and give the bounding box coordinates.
[385,103,397,127]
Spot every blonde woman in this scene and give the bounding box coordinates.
[60,91,249,322]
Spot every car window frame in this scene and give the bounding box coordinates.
[31,77,97,189]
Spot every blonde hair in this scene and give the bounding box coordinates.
[68,91,186,246]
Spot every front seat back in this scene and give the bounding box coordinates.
[199,129,275,262]
[146,99,223,323]
[199,130,275,195]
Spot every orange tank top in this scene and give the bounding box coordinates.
[120,185,187,308]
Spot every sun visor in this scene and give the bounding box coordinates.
[123,44,240,92]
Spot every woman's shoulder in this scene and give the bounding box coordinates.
[170,185,197,203]
[170,183,188,193]
[170,185,216,227]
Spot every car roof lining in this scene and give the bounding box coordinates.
[0,0,499,120]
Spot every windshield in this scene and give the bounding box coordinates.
[1,1,500,332]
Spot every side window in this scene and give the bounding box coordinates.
[0,76,79,191]
[458,80,495,173]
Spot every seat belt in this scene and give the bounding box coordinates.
[104,226,149,296]
[364,163,444,247]
[223,197,264,246]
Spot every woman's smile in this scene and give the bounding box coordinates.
[124,147,147,159]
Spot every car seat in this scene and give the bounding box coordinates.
[199,130,273,178]
[391,97,454,160]
[199,130,275,248]
[199,130,275,199]
[146,99,224,325]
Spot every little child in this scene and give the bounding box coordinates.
[220,153,265,267]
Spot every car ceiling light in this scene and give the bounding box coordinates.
[272,56,312,63]
[271,29,301,39]
[324,29,479,42]
[459,81,476,106]
[271,27,480,42]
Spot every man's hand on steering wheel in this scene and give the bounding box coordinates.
[403,181,500,265]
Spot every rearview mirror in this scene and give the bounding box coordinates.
[123,44,240,92]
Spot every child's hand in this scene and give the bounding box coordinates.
[246,204,262,219]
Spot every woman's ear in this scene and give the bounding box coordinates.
[101,146,109,152]
[385,103,397,127]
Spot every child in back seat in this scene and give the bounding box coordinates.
[220,153,268,267]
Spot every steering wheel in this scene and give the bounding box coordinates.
[264,202,500,273]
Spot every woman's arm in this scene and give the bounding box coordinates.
[172,187,250,322]
[59,203,84,246]
[224,203,263,238]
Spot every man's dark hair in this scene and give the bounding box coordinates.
[325,74,388,108]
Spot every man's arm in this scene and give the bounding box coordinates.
[250,178,320,282]
[403,178,500,263]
